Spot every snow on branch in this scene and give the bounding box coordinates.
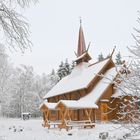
[0,0,38,52]
[0,3,31,52]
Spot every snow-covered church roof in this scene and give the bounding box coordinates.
[39,101,57,110]
[41,66,117,110]
[44,58,113,99]
[56,100,98,109]
[78,67,117,103]
[40,99,98,110]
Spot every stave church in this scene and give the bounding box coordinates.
[40,21,132,129]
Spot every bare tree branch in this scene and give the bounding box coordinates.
[0,0,38,52]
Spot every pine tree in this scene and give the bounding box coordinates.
[57,61,64,80]
[51,69,55,75]
[64,58,72,75]
[49,69,59,87]
[98,53,104,61]
[57,59,72,80]
[71,61,76,70]
[115,51,122,65]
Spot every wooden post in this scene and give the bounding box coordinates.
[44,110,50,128]
[67,109,72,121]
[58,108,68,129]
[85,109,91,120]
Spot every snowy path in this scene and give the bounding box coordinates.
[0,118,139,140]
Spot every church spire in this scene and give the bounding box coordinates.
[74,19,92,65]
[77,18,86,57]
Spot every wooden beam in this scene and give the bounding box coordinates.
[58,109,68,129]
[54,97,57,102]
[67,109,72,120]
[69,110,73,120]
[63,94,67,100]
[84,109,89,120]
[89,109,92,117]
[77,91,81,100]
[110,46,116,58]
[86,42,91,52]
[44,110,50,128]
[85,109,92,120]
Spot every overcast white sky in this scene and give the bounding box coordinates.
[7,0,140,75]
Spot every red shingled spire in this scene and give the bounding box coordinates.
[77,19,86,57]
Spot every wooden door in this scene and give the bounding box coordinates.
[100,103,108,122]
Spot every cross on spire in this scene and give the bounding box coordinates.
[79,17,82,25]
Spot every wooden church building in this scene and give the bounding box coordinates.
[40,22,129,129]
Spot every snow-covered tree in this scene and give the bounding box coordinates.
[115,51,122,65]
[3,66,60,118]
[114,12,140,135]
[98,53,104,61]
[49,69,59,86]
[34,71,59,101]
[0,47,61,118]
[0,0,37,52]
[71,61,76,70]
[8,65,35,117]
[0,45,14,117]
[57,59,72,80]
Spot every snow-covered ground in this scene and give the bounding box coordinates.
[0,118,139,140]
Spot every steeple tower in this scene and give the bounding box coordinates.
[74,19,91,64]
[77,19,86,57]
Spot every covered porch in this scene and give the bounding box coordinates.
[40,100,98,130]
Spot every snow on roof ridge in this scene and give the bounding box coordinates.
[40,101,57,110]
[56,99,98,109]
[40,99,98,110]
[88,57,111,67]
